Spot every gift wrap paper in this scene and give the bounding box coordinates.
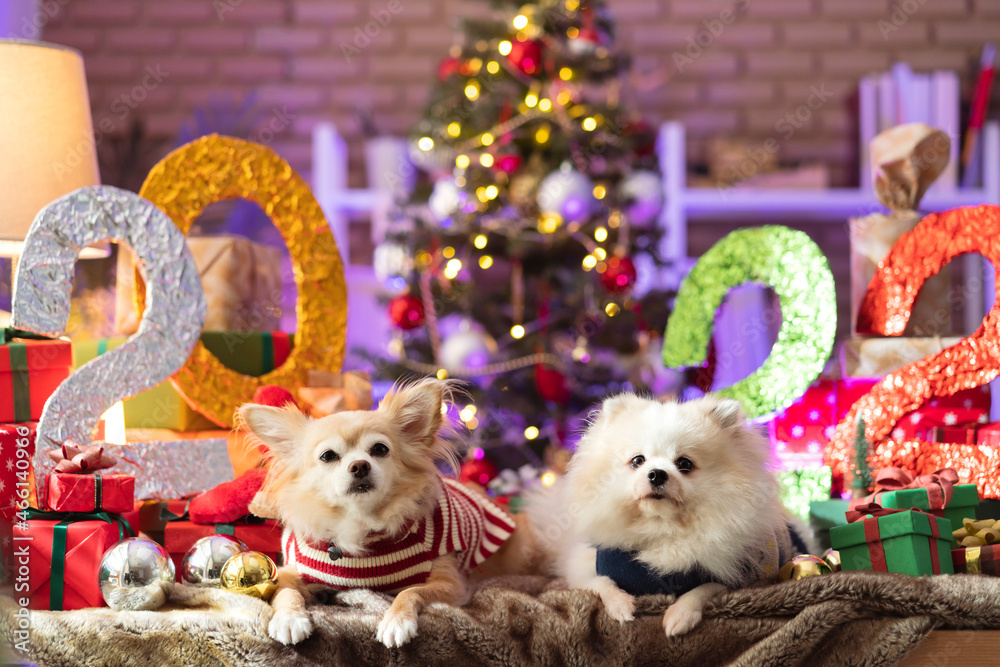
[831,510,954,576]
[44,472,134,514]
[952,545,1000,575]
[18,512,133,610]
[0,337,73,423]
[116,234,284,335]
[875,483,980,534]
[840,336,965,378]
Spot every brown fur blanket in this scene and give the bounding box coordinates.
[4,571,1000,666]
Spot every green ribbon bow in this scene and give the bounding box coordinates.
[23,508,135,611]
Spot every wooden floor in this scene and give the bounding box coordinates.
[901,631,1000,666]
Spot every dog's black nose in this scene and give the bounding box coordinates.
[648,468,668,487]
[349,460,370,478]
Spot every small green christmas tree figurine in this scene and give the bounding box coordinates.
[373,1,677,468]
[852,418,875,498]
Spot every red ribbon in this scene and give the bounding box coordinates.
[47,443,117,474]
[847,503,942,574]
[855,467,959,511]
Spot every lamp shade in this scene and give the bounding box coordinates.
[0,39,100,257]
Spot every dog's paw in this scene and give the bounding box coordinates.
[600,587,635,623]
[662,602,701,637]
[269,610,314,645]
[376,609,419,648]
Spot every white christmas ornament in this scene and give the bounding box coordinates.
[620,170,663,227]
[537,163,595,224]
[373,242,414,286]
[428,177,465,222]
[438,319,498,373]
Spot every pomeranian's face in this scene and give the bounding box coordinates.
[239,380,456,547]
[564,394,772,549]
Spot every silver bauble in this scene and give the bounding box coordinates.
[620,170,663,227]
[181,534,249,585]
[536,163,595,224]
[439,319,498,374]
[99,537,176,611]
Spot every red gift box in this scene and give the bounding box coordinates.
[928,424,982,445]
[0,336,73,423]
[977,424,1000,447]
[44,472,134,514]
[770,379,838,455]
[952,545,1000,575]
[16,510,134,610]
[164,518,282,581]
[0,423,35,518]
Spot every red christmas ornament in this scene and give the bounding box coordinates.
[389,294,425,330]
[493,154,522,174]
[437,56,462,80]
[459,457,499,486]
[535,364,570,405]
[252,385,299,410]
[506,39,543,76]
[600,256,637,293]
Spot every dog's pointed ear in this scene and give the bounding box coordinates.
[379,380,444,444]
[708,398,744,429]
[599,393,641,420]
[238,404,309,457]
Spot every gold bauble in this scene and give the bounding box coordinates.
[822,548,841,572]
[219,550,278,601]
[779,554,832,581]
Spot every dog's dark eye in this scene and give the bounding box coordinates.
[319,450,340,463]
[629,455,645,469]
[370,442,390,458]
[675,457,694,474]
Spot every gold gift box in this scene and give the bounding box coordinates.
[115,234,284,335]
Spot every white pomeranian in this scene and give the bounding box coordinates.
[530,393,811,636]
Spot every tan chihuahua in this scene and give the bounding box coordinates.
[239,379,541,648]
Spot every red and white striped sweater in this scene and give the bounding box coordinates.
[282,476,516,592]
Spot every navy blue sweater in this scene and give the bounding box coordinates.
[596,522,808,597]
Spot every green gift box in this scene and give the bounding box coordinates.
[74,332,294,430]
[831,508,954,576]
[809,499,850,551]
[874,484,980,535]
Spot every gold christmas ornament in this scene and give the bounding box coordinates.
[220,550,278,601]
[136,135,347,427]
[779,554,833,580]
[822,548,841,572]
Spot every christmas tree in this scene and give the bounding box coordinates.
[372,0,676,475]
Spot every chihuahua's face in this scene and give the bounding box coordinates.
[240,380,456,549]
[564,394,772,550]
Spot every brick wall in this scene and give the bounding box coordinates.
[31,0,1000,341]
[38,0,1000,188]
